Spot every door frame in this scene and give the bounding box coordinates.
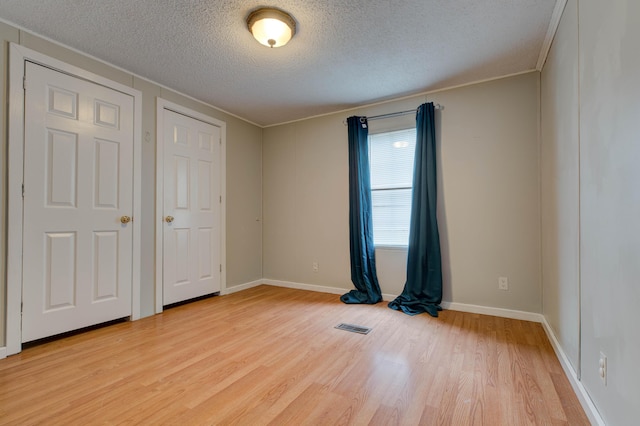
[6,44,142,355]
[155,99,226,313]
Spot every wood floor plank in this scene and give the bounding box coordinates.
[0,285,590,425]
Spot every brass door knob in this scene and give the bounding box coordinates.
[120,216,132,224]
[165,216,174,223]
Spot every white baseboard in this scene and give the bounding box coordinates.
[261,280,544,322]
[442,301,544,323]
[381,293,397,301]
[261,280,543,321]
[541,318,605,426]
[262,279,346,295]
[263,280,400,302]
[0,346,6,360]
[221,279,263,295]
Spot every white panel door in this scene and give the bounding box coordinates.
[163,109,221,305]
[22,62,134,342]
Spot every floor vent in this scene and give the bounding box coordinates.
[335,323,372,335]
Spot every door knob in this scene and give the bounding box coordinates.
[165,216,174,223]
[120,215,132,224]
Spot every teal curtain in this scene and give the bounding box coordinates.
[341,116,382,304]
[388,103,442,317]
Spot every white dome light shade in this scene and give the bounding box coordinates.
[247,8,296,48]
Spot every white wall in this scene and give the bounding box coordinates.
[542,0,640,423]
[540,0,580,373]
[263,72,542,313]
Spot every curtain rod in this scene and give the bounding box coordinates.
[342,103,443,125]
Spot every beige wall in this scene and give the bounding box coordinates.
[540,0,580,373]
[0,24,264,345]
[0,22,20,348]
[132,77,162,317]
[577,0,640,423]
[542,0,640,423]
[264,72,542,312]
[263,114,350,289]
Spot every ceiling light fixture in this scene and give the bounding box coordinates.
[247,7,296,48]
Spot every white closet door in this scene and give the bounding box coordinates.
[22,62,134,342]
[162,109,221,305]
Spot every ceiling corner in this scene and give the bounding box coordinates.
[536,0,568,71]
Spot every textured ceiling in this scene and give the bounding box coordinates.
[0,0,557,126]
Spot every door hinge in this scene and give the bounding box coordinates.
[220,264,222,273]
[219,195,222,203]
[23,76,26,90]
[22,183,24,198]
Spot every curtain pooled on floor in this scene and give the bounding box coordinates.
[388,103,442,317]
[341,116,382,304]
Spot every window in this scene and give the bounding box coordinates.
[369,127,416,246]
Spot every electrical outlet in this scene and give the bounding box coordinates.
[312,262,319,272]
[498,276,509,290]
[599,352,607,385]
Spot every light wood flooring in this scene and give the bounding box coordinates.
[0,285,589,425]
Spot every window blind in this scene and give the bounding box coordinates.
[369,128,416,246]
